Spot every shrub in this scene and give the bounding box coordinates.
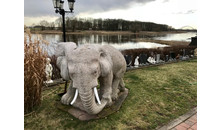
[24,29,49,114]
[121,45,196,65]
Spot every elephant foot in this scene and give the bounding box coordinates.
[111,94,118,101]
[111,89,120,101]
[102,92,112,107]
[106,100,113,107]
[119,79,125,92]
[61,92,74,105]
[119,86,125,92]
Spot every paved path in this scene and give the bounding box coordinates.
[156,107,197,130]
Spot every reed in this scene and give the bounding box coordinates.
[24,28,49,114]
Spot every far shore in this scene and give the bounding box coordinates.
[28,30,187,35]
[26,30,191,46]
[133,39,190,46]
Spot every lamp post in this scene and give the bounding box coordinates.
[52,0,75,42]
[52,0,75,95]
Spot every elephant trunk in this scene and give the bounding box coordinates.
[79,89,107,115]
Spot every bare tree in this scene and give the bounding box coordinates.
[70,18,78,31]
[39,20,49,31]
[55,17,62,31]
[97,18,103,30]
[65,17,71,30]
[49,22,55,30]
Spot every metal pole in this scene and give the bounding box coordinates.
[62,10,66,42]
[62,10,67,93]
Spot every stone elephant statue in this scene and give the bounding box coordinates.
[55,42,127,115]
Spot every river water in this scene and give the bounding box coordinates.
[30,32,196,56]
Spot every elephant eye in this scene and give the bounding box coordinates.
[93,70,98,75]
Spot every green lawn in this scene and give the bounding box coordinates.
[24,59,197,130]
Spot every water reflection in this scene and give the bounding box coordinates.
[30,32,196,56]
[153,32,196,41]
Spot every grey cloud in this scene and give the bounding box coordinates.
[24,0,57,17]
[24,0,155,17]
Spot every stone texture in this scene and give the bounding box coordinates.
[56,88,129,121]
[184,120,195,126]
[191,123,197,130]
[43,78,65,87]
[55,43,127,115]
[98,88,129,118]
[175,125,187,130]
[68,108,99,121]
[179,123,190,128]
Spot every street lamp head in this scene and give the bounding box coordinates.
[68,0,75,12]
[52,0,60,9]
[59,1,64,10]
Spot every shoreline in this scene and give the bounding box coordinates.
[25,30,192,46]
[133,39,190,46]
[28,30,188,35]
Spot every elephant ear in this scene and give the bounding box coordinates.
[55,42,77,58]
[99,47,113,76]
[57,56,70,81]
[55,42,77,80]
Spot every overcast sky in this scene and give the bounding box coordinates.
[24,0,197,29]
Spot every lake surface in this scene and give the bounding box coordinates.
[30,32,196,56]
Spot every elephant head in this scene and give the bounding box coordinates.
[56,43,113,114]
[55,42,77,80]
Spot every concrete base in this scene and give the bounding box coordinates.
[44,78,65,87]
[56,88,129,121]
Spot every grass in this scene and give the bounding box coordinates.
[24,59,197,130]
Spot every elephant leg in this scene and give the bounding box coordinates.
[61,81,75,105]
[118,78,125,92]
[99,72,113,106]
[111,69,125,100]
[111,77,120,101]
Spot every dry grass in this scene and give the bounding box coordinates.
[24,28,49,114]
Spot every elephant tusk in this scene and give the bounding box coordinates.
[93,87,101,105]
[70,89,78,105]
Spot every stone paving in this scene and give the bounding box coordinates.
[171,113,197,130]
[156,107,197,130]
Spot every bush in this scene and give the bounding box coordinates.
[24,29,49,114]
[121,45,197,66]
